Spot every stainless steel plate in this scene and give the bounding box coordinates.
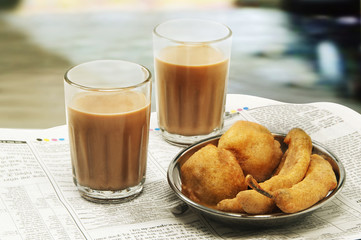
[167,134,346,227]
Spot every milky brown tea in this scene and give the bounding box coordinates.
[67,91,150,192]
[155,45,229,136]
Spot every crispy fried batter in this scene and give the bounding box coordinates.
[272,154,337,213]
[217,128,312,214]
[272,150,288,176]
[181,144,247,208]
[218,121,283,182]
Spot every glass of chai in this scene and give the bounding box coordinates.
[153,19,232,145]
[64,60,152,203]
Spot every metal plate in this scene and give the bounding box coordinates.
[167,134,346,227]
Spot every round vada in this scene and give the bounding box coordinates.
[218,120,283,182]
[181,144,247,208]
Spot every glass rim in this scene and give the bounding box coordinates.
[64,60,152,91]
[153,18,232,45]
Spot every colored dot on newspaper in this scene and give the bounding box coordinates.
[59,138,65,141]
[155,128,160,131]
[44,139,50,142]
[243,107,249,110]
[52,139,57,141]
[237,108,243,111]
[231,110,237,114]
[36,138,42,141]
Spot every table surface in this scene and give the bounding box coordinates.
[1,2,360,128]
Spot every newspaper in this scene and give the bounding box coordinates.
[0,94,360,240]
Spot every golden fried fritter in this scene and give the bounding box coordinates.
[181,144,247,208]
[272,154,337,213]
[218,121,283,182]
[217,128,312,214]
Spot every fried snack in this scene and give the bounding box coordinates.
[217,128,312,214]
[272,150,288,176]
[247,154,337,213]
[273,154,337,213]
[181,144,247,208]
[218,121,283,182]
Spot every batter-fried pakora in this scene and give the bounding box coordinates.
[273,154,337,213]
[218,121,283,182]
[217,128,312,214]
[181,144,247,208]
[247,154,337,213]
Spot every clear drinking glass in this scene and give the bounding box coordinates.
[153,19,232,146]
[64,60,152,203]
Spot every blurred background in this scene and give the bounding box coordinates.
[0,0,360,128]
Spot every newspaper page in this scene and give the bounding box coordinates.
[0,94,360,239]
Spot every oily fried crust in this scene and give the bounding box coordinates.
[181,144,247,208]
[272,150,288,176]
[217,128,313,214]
[262,128,313,191]
[218,121,283,182]
[273,154,337,213]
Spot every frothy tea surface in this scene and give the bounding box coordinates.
[70,91,147,114]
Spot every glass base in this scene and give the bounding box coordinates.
[74,177,145,203]
[161,128,222,147]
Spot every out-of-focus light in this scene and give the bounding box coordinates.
[316,40,343,84]
[337,16,359,25]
